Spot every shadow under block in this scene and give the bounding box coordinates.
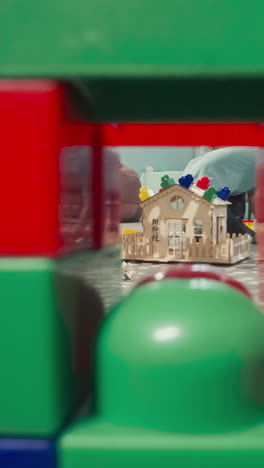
[0,257,104,437]
[59,279,264,468]
[0,439,56,468]
[58,245,121,312]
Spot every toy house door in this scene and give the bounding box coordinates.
[167,219,187,259]
[216,216,225,243]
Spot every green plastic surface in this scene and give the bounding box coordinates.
[0,257,104,436]
[2,1,264,120]
[59,278,264,467]
[60,421,264,468]
[1,0,264,77]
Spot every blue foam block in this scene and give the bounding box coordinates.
[0,438,56,468]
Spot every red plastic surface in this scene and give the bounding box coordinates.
[92,124,120,249]
[117,123,264,147]
[256,152,264,307]
[1,83,263,259]
[0,81,61,255]
[256,162,264,224]
[137,264,251,298]
[0,81,119,256]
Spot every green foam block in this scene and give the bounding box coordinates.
[0,257,104,437]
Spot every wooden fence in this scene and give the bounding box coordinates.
[230,233,251,263]
[122,232,152,259]
[186,234,250,263]
[187,237,228,263]
[122,232,251,264]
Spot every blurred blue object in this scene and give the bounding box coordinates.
[0,438,56,468]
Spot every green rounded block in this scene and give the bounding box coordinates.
[0,257,104,437]
[60,278,264,468]
[97,279,264,433]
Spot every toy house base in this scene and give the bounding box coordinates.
[122,251,251,266]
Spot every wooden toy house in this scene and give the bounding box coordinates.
[122,176,251,264]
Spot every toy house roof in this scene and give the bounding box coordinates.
[139,183,231,209]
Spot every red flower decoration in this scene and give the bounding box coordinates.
[196,176,210,190]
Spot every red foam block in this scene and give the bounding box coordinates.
[0,81,120,256]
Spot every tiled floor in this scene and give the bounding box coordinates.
[121,223,259,303]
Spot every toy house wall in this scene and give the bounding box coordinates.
[142,187,214,259]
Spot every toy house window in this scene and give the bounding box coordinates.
[194,219,203,242]
[152,219,160,241]
[170,196,184,211]
[168,220,186,236]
